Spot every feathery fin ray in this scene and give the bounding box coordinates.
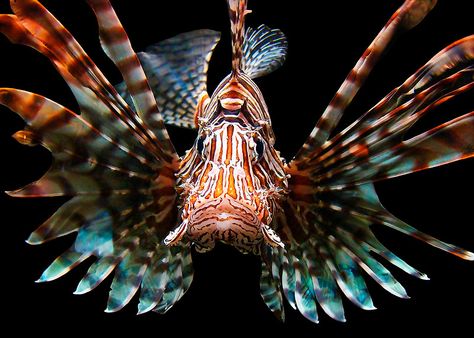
[116,30,221,129]
[0,0,191,315]
[241,24,288,79]
[270,0,473,323]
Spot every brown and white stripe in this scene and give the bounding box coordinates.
[295,0,438,161]
[176,110,287,252]
[227,0,250,74]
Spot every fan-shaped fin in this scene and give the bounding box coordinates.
[116,30,221,129]
[242,25,287,79]
[137,253,169,314]
[326,242,375,310]
[303,245,346,322]
[281,251,297,310]
[7,0,175,163]
[260,246,285,321]
[1,0,192,316]
[37,246,91,282]
[301,38,474,176]
[74,256,122,295]
[106,250,150,313]
[0,88,154,175]
[294,256,319,323]
[295,0,438,159]
[336,229,409,299]
[27,196,95,245]
[87,0,175,159]
[153,246,186,313]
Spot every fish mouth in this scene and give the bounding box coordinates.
[164,197,285,252]
[187,198,263,252]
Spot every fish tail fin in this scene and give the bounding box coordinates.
[227,0,250,75]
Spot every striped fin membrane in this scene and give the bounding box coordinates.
[260,246,285,321]
[115,24,287,129]
[242,25,288,79]
[267,0,473,324]
[227,1,288,78]
[295,0,439,159]
[0,0,192,315]
[227,0,249,74]
[116,30,221,129]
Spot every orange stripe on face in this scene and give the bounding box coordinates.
[253,166,268,191]
[241,139,254,192]
[214,167,224,198]
[217,133,224,161]
[225,124,234,165]
[228,167,237,199]
[199,163,212,191]
[209,135,216,159]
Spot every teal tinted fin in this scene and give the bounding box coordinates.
[242,25,288,79]
[116,30,221,129]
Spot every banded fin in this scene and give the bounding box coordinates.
[227,0,250,74]
[281,252,297,310]
[137,252,169,314]
[303,245,346,322]
[153,246,188,314]
[75,256,123,295]
[260,246,285,321]
[27,197,92,245]
[275,32,473,316]
[301,36,474,176]
[295,0,438,159]
[326,241,376,310]
[87,0,175,158]
[242,25,288,79]
[116,30,221,129]
[294,255,319,323]
[37,247,91,282]
[6,0,175,163]
[106,248,150,313]
[1,0,192,316]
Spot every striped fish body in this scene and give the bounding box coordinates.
[163,0,289,253]
[170,73,288,253]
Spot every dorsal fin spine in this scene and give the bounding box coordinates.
[227,0,250,76]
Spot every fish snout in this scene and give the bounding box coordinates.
[186,197,263,252]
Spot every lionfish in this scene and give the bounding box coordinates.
[0,0,472,323]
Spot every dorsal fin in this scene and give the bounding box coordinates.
[242,25,288,79]
[116,30,221,129]
[227,0,251,75]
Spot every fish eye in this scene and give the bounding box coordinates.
[254,138,265,162]
[196,136,206,158]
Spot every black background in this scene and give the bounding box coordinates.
[0,0,473,335]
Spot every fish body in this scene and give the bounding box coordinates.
[171,72,288,253]
[0,0,473,323]
[166,0,288,253]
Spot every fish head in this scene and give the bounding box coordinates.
[168,75,288,253]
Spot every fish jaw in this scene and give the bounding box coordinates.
[165,197,283,253]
